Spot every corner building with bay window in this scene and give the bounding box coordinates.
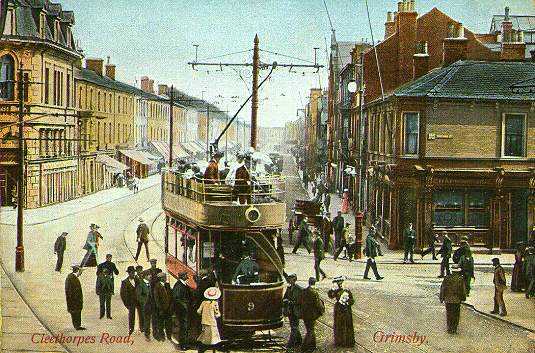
[365,60,535,251]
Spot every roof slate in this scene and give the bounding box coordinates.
[394,60,535,101]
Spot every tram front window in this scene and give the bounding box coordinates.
[200,231,282,285]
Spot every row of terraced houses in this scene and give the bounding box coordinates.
[0,0,249,209]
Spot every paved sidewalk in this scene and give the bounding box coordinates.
[1,264,67,352]
[0,174,161,226]
[291,158,533,334]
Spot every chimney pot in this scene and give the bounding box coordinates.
[387,11,393,22]
[398,1,403,12]
[505,6,510,21]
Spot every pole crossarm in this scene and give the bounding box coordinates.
[188,61,323,69]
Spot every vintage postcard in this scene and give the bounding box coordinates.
[1,0,534,352]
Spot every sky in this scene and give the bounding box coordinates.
[61,0,534,127]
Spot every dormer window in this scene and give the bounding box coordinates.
[3,9,15,36]
[40,13,46,38]
[54,20,60,42]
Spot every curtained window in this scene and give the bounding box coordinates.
[403,112,419,155]
[503,114,526,157]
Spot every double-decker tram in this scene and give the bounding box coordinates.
[161,169,286,336]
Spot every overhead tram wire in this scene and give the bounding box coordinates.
[365,0,385,101]
[193,48,253,63]
[259,49,315,64]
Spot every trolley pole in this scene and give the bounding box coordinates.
[15,65,25,272]
[206,103,210,160]
[250,34,259,150]
[169,86,174,167]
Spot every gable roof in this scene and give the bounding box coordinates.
[394,60,535,101]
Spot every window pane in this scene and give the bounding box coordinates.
[404,113,419,154]
[0,55,15,100]
[504,114,525,157]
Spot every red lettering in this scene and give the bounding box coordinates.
[31,333,41,344]
[100,332,110,344]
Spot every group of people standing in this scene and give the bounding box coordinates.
[511,241,535,299]
[283,272,355,352]
[64,256,223,352]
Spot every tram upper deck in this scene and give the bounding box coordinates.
[162,170,286,229]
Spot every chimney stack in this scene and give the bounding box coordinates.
[158,84,169,96]
[385,11,396,39]
[105,57,116,80]
[85,58,104,76]
[413,41,429,79]
[443,23,468,66]
[396,0,418,84]
[501,7,513,42]
[140,76,155,94]
[501,30,526,61]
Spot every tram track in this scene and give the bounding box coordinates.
[318,293,431,353]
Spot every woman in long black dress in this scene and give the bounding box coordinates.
[511,241,526,292]
[328,276,355,347]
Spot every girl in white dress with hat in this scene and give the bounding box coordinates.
[197,287,222,352]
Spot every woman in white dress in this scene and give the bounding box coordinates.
[197,287,222,352]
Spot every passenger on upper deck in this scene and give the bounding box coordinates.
[203,152,224,184]
[232,252,260,285]
[234,154,252,204]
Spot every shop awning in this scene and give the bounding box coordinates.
[151,141,190,160]
[96,154,130,173]
[119,149,157,166]
[182,142,205,155]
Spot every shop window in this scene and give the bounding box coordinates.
[0,55,15,101]
[433,189,490,227]
[403,112,419,155]
[503,113,526,157]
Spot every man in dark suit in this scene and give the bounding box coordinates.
[437,233,452,278]
[54,232,68,272]
[120,266,139,335]
[439,270,466,334]
[332,211,345,253]
[173,272,194,350]
[322,213,333,253]
[96,268,114,319]
[364,226,384,280]
[97,254,119,291]
[136,271,152,341]
[490,258,508,316]
[292,217,312,254]
[153,272,172,342]
[403,223,416,263]
[301,277,325,352]
[65,265,85,330]
[234,153,251,204]
[283,273,303,347]
[312,231,327,281]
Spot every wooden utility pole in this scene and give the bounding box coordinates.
[168,86,174,167]
[251,34,259,149]
[188,37,323,151]
[15,65,25,272]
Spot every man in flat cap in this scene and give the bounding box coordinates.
[54,232,68,272]
[65,264,85,330]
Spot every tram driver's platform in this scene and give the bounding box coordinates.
[162,171,286,229]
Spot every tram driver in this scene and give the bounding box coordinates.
[232,252,260,285]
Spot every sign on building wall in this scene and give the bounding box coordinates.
[0,0,7,37]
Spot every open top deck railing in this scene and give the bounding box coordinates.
[163,170,286,205]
